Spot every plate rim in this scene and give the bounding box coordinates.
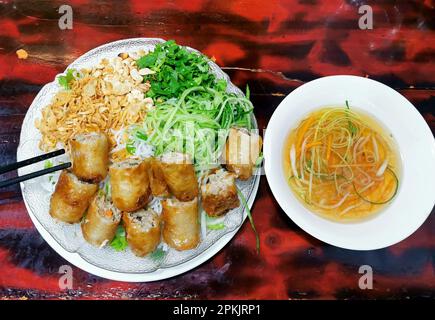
[264,74,435,250]
[18,37,261,281]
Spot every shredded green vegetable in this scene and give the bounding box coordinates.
[140,86,253,172]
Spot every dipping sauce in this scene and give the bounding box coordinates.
[283,104,401,222]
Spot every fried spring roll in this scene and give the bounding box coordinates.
[159,152,198,201]
[148,158,170,197]
[110,159,150,212]
[162,197,199,250]
[123,209,161,257]
[70,132,109,183]
[81,193,121,247]
[225,128,263,180]
[49,170,98,223]
[201,169,240,216]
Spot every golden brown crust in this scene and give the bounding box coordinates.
[162,197,199,251]
[81,195,120,247]
[49,170,98,223]
[109,160,150,212]
[201,184,240,217]
[148,158,170,197]
[160,162,198,201]
[122,211,161,257]
[70,132,109,183]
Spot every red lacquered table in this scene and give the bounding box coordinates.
[0,0,434,299]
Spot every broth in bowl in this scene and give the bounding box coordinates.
[283,103,401,222]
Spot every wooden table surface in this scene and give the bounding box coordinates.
[0,0,434,299]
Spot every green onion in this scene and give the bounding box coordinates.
[254,153,264,168]
[236,187,260,254]
[207,223,225,230]
[345,100,358,136]
[135,130,148,141]
[126,142,136,155]
[353,167,399,205]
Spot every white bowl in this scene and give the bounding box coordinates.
[264,75,435,250]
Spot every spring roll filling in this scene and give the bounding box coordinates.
[160,152,192,164]
[203,169,236,195]
[128,209,159,232]
[95,193,121,222]
[111,158,143,169]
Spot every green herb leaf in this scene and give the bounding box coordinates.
[110,225,128,251]
[44,160,53,169]
[149,246,166,262]
[58,69,76,90]
[136,40,223,99]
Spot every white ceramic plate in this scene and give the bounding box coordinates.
[264,75,435,250]
[17,38,260,281]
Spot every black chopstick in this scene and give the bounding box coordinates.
[0,162,71,188]
[0,149,66,175]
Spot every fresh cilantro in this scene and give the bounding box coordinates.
[110,225,128,251]
[136,40,223,99]
[58,69,76,89]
